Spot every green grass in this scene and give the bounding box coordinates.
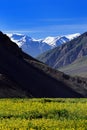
[0,98,87,130]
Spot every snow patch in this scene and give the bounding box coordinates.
[65,33,80,40]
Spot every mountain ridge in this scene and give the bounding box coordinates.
[0,31,86,97]
[37,32,87,69]
[7,33,80,57]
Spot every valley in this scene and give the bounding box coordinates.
[37,32,87,78]
[0,31,87,97]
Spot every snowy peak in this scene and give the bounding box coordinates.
[42,33,80,46]
[7,33,32,47]
[42,36,60,46]
[7,33,81,57]
[42,36,69,46]
[65,33,80,40]
[7,33,26,41]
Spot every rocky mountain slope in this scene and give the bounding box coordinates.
[0,31,87,97]
[37,32,87,69]
[59,55,87,78]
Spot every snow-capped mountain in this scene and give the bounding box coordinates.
[65,33,80,40]
[42,36,69,47]
[42,33,80,46]
[7,33,80,57]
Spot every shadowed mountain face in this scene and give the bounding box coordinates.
[37,32,87,69]
[0,31,87,97]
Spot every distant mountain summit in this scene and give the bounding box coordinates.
[7,33,80,57]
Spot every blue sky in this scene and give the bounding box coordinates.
[0,0,87,38]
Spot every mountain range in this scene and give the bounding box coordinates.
[0,31,87,97]
[37,32,87,71]
[7,33,80,57]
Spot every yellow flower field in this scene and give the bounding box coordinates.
[0,98,87,130]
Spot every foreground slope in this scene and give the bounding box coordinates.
[0,32,86,97]
[37,32,87,69]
